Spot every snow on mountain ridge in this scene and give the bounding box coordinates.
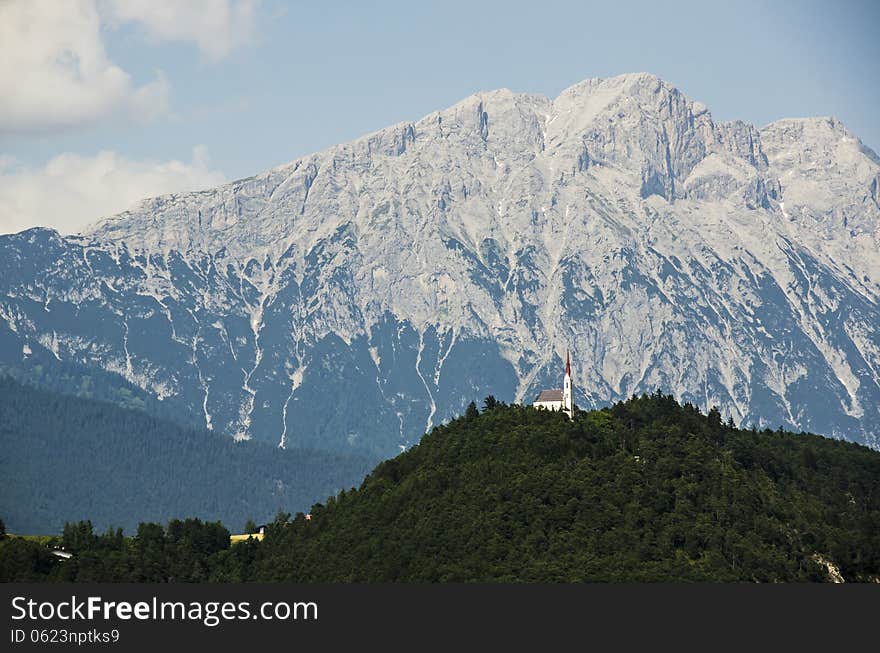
[84,74,878,281]
[2,73,879,454]
[81,74,711,249]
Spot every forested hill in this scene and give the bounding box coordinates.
[0,377,373,534]
[252,395,880,582]
[3,393,879,582]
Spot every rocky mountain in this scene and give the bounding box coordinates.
[1,73,878,455]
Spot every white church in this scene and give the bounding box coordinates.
[532,351,574,419]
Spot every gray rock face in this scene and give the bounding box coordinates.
[2,73,879,454]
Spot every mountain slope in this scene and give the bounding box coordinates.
[10,395,876,582]
[251,396,880,582]
[0,73,878,455]
[0,377,373,534]
[0,342,201,427]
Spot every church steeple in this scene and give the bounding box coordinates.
[532,347,574,419]
[563,349,573,418]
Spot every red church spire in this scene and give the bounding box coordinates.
[565,350,571,376]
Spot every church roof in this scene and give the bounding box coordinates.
[535,389,564,402]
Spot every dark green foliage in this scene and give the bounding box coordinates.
[62,521,98,554]
[0,537,57,582]
[0,377,374,534]
[707,405,722,427]
[0,358,199,428]
[251,393,880,582]
[0,519,231,582]
[3,393,879,583]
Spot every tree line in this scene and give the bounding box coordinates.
[3,392,879,582]
[0,376,374,534]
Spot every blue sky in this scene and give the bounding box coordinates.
[1,0,878,234]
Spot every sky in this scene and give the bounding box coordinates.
[1,0,878,235]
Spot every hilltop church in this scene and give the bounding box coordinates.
[532,351,574,419]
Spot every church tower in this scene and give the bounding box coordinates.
[563,350,573,418]
[532,347,575,418]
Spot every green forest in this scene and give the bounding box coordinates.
[2,393,879,582]
[0,354,201,427]
[0,376,373,534]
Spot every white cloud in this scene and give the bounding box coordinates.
[0,147,226,235]
[0,0,169,134]
[101,0,259,62]
[0,0,257,134]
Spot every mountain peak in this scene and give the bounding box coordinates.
[762,115,852,140]
[553,72,687,112]
[761,114,880,185]
[556,71,669,96]
[3,73,878,455]
[77,73,720,247]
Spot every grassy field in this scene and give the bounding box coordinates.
[7,534,58,546]
[10,532,264,545]
[229,533,264,544]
